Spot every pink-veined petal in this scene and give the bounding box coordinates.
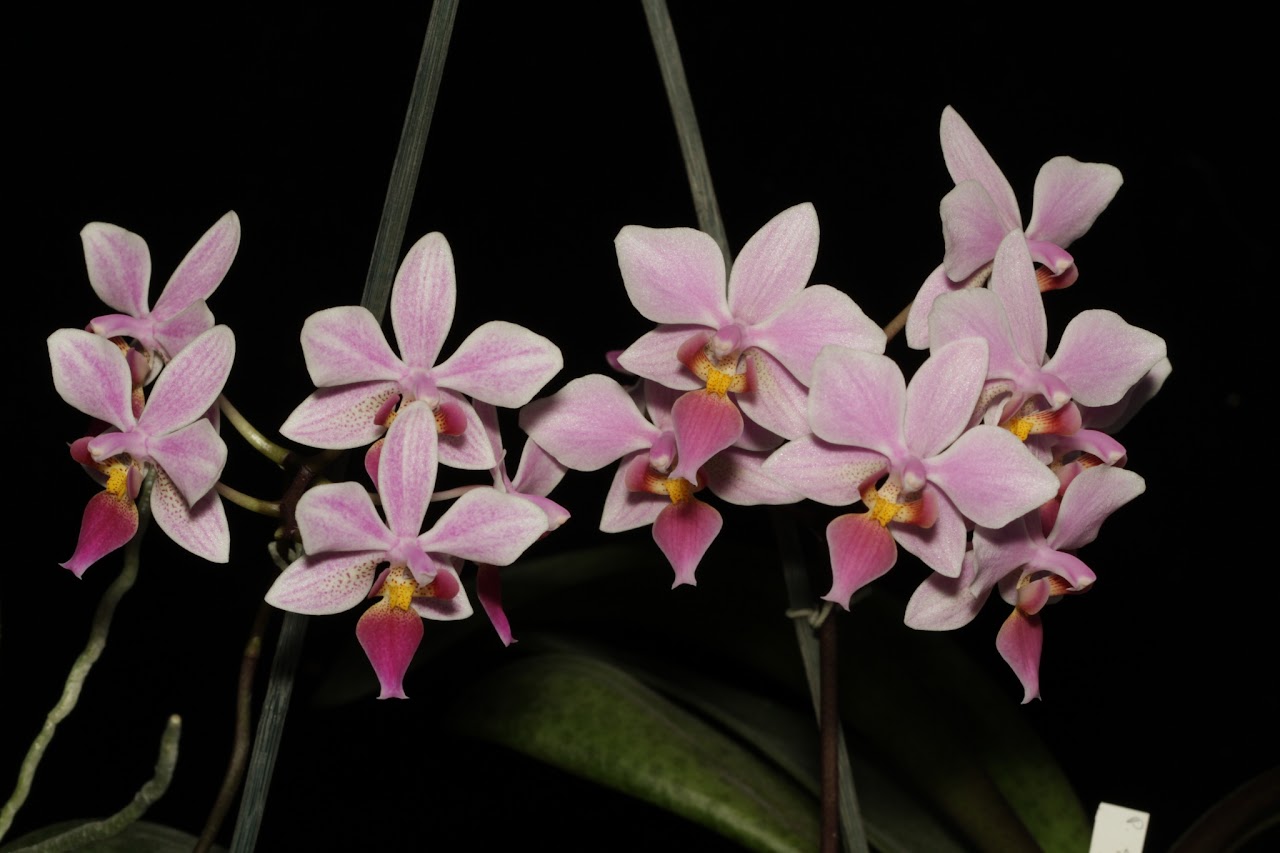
[824,513,897,608]
[419,488,547,566]
[892,489,967,577]
[939,106,1020,228]
[297,481,392,554]
[266,551,381,615]
[904,550,988,631]
[511,438,568,499]
[299,306,403,387]
[391,231,456,368]
[60,490,138,577]
[928,288,1023,386]
[727,203,819,324]
[153,211,240,322]
[137,326,235,436]
[762,436,885,507]
[377,405,439,538]
[996,608,1043,703]
[670,390,742,483]
[519,374,659,471]
[615,225,729,326]
[600,455,667,533]
[435,321,563,407]
[808,347,905,457]
[703,447,803,506]
[477,564,514,646]
[49,329,136,430]
[906,263,960,351]
[1044,311,1167,407]
[904,338,988,459]
[435,391,498,470]
[927,426,1058,529]
[652,498,722,587]
[1050,465,1145,552]
[940,181,1011,281]
[735,349,810,441]
[616,325,705,391]
[989,232,1047,366]
[747,284,885,385]
[81,222,151,317]
[149,470,229,562]
[280,381,400,449]
[1027,156,1123,249]
[412,574,474,622]
[153,300,216,359]
[1080,357,1171,433]
[147,420,226,506]
[356,600,423,700]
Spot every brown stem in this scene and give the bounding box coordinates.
[882,300,912,343]
[194,602,272,853]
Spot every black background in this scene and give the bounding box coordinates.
[8,5,1274,850]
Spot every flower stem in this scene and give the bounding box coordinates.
[14,715,182,853]
[0,474,155,842]
[215,482,282,517]
[219,394,291,466]
[882,300,912,343]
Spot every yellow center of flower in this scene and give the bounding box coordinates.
[665,477,694,504]
[105,463,129,498]
[869,494,903,526]
[705,366,734,396]
[1005,417,1033,441]
[384,573,415,611]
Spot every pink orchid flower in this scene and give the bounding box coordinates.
[906,464,1145,702]
[82,212,240,371]
[49,325,236,575]
[615,203,884,482]
[265,404,549,698]
[906,107,1123,349]
[764,339,1058,606]
[280,232,563,470]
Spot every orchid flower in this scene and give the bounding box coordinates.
[473,401,570,645]
[49,325,236,575]
[905,107,1123,349]
[615,203,884,482]
[265,404,549,698]
[764,339,1058,606]
[929,230,1167,443]
[280,232,563,470]
[82,212,240,373]
[905,465,1145,702]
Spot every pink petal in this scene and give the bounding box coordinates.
[391,232,457,369]
[300,306,403,387]
[616,325,705,391]
[904,550,988,631]
[939,106,1020,229]
[137,326,235,436]
[435,321,563,407]
[940,181,1010,281]
[600,456,666,533]
[1043,311,1167,407]
[904,338,988,459]
[747,284,885,385]
[726,203,818,324]
[296,481,393,553]
[652,498,722,587]
[148,470,230,562]
[892,490,968,577]
[1026,156,1123,249]
[1080,357,1171,433]
[48,329,136,430]
[927,289,1022,386]
[280,381,400,449]
[153,300,216,359]
[265,551,381,614]
[702,447,803,506]
[153,211,240,322]
[511,438,568,499]
[412,583,474,622]
[824,513,897,608]
[808,347,905,458]
[989,232,1047,366]
[147,420,227,506]
[477,564,514,646]
[762,436,885,507]
[376,404,439,538]
[615,225,729,326]
[434,392,498,470]
[927,426,1058,529]
[419,488,548,565]
[80,222,151,317]
[60,490,138,577]
[1050,465,1146,552]
[356,600,423,699]
[519,374,659,471]
[735,349,810,441]
[905,263,957,351]
[670,390,743,483]
[995,608,1043,703]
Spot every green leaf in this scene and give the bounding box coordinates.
[450,651,818,853]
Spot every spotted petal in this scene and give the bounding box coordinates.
[60,490,138,578]
[48,329,135,430]
[356,600,424,700]
[391,231,457,369]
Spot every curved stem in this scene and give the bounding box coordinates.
[882,300,912,343]
[430,484,487,502]
[16,715,182,853]
[216,482,282,517]
[0,474,156,842]
[219,395,291,466]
